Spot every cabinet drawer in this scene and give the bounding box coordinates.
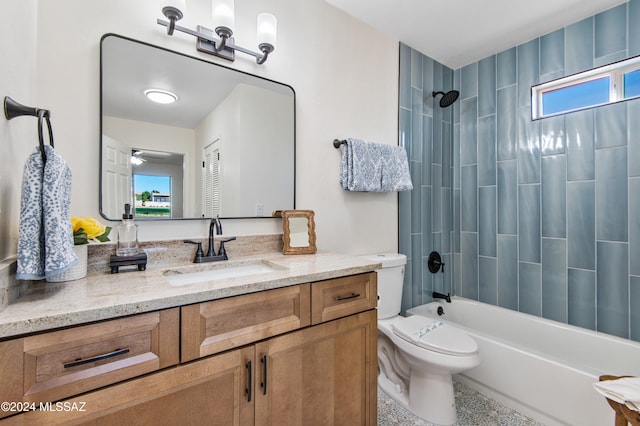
[0,308,179,414]
[311,272,377,324]
[181,284,310,362]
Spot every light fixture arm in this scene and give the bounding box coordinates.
[157,18,275,64]
[256,43,274,65]
[157,19,211,43]
[213,26,232,52]
[162,6,183,36]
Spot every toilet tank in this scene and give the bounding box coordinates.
[360,253,407,319]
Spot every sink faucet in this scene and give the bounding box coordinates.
[184,216,236,263]
[207,216,222,257]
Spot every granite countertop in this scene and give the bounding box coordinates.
[0,251,381,339]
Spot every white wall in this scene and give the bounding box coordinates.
[3,0,399,258]
[234,84,293,217]
[0,0,37,261]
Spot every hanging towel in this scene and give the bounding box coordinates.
[380,144,413,192]
[594,377,640,412]
[339,138,384,191]
[17,145,76,280]
[339,137,413,192]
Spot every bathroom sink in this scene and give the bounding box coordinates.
[162,259,286,286]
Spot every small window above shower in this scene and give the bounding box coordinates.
[531,54,640,120]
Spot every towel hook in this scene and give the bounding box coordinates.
[4,96,54,163]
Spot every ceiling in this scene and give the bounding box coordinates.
[324,0,628,69]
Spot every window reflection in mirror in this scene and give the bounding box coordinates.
[100,34,295,220]
[133,174,172,218]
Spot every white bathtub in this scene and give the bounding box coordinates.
[408,297,640,426]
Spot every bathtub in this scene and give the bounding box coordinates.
[408,297,640,426]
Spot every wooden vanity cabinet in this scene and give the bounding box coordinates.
[0,272,377,425]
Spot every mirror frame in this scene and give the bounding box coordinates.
[281,210,316,255]
[99,33,296,221]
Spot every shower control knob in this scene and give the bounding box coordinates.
[427,251,445,274]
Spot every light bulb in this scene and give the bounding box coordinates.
[144,89,177,104]
[257,13,277,50]
[213,0,235,33]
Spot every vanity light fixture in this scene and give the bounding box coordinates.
[157,0,277,65]
[144,89,178,104]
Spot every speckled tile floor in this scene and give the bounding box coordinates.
[377,379,546,426]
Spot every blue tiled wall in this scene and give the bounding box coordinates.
[399,0,640,342]
[398,45,455,313]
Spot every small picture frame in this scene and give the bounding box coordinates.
[281,210,317,255]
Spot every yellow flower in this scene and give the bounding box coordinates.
[71,216,111,244]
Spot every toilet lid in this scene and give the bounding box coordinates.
[391,315,478,356]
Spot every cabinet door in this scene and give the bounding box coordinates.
[182,284,310,362]
[255,310,377,426]
[2,346,255,426]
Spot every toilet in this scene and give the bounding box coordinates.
[362,253,480,426]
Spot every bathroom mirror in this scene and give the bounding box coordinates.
[100,34,295,220]
[281,210,316,255]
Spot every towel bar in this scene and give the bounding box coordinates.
[333,139,347,148]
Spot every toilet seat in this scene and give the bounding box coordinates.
[391,315,478,356]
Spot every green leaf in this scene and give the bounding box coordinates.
[95,226,112,243]
[73,228,88,245]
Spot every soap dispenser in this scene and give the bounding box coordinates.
[116,203,139,256]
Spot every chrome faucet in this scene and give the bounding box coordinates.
[184,216,236,263]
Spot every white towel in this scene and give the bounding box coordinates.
[17,146,76,280]
[593,377,640,412]
[339,138,413,192]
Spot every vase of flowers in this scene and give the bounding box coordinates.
[46,217,111,282]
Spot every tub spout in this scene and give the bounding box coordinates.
[432,291,451,303]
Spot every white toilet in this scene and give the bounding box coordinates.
[363,253,480,426]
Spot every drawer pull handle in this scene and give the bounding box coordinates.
[246,360,252,402]
[261,355,268,395]
[63,348,130,369]
[336,292,360,301]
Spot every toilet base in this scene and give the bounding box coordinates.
[379,369,457,426]
[409,369,456,425]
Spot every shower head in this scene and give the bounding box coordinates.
[432,90,459,108]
